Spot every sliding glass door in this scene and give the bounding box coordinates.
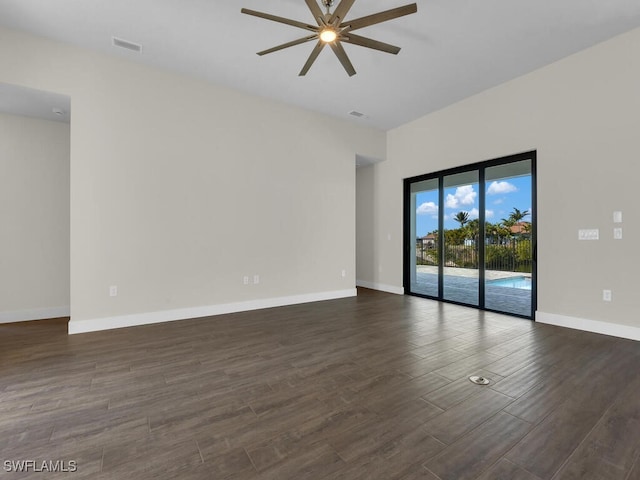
[442,171,480,307]
[404,152,536,319]
[408,179,439,297]
[484,160,533,316]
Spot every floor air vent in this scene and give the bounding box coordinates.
[469,375,491,385]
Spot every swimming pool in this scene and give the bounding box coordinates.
[488,276,532,290]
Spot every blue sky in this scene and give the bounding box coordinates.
[415,175,532,237]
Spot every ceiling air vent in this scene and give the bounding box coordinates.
[349,110,365,118]
[112,37,143,53]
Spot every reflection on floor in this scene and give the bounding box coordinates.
[414,271,531,317]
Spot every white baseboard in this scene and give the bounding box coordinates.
[536,311,640,342]
[356,280,404,295]
[0,306,70,324]
[68,288,357,335]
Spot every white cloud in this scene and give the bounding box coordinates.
[466,208,494,219]
[446,185,476,209]
[487,181,517,195]
[416,202,438,215]
[493,198,504,205]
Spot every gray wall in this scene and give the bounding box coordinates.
[357,27,640,337]
[0,26,385,332]
[0,112,70,322]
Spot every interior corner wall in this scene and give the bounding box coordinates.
[355,163,402,295]
[358,26,640,338]
[356,165,376,287]
[0,26,386,333]
[0,112,70,323]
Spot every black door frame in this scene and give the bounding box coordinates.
[403,150,537,319]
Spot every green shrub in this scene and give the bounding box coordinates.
[486,245,514,270]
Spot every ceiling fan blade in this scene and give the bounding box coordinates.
[340,3,417,32]
[299,41,326,76]
[241,8,318,32]
[258,35,318,56]
[340,33,401,54]
[330,41,356,76]
[330,0,356,26]
[304,0,325,25]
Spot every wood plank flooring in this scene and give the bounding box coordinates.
[1,288,639,479]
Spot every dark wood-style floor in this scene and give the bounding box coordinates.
[1,288,639,479]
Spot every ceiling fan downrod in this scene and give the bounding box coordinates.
[322,0,334,14]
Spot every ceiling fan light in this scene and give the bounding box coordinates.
[320,29,337,43]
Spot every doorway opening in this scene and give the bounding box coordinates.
[0,82,71,324]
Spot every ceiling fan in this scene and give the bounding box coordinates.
[241,0,418,77]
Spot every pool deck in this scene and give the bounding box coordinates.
[412,266,532,317]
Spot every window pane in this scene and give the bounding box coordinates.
[410,179,439,296]
[484,160,532,316]
[442,171,479,306]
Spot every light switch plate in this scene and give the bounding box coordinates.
[613,211,623,223]
[578,229,599,240]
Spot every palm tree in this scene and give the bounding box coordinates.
[466,218,480,243]
[503,207,530,270]
[494,224,512,244]
[509,207,530,224]
[501,216,516,229]
[485,221,498,244]
[453,211,469,228]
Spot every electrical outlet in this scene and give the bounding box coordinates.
[109,285,118,297]
[243,276,249,285]
[603,289,612,302]
[253,274,260,284]
[341,269,346,278]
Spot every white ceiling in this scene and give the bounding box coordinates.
[0,0,639,130]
